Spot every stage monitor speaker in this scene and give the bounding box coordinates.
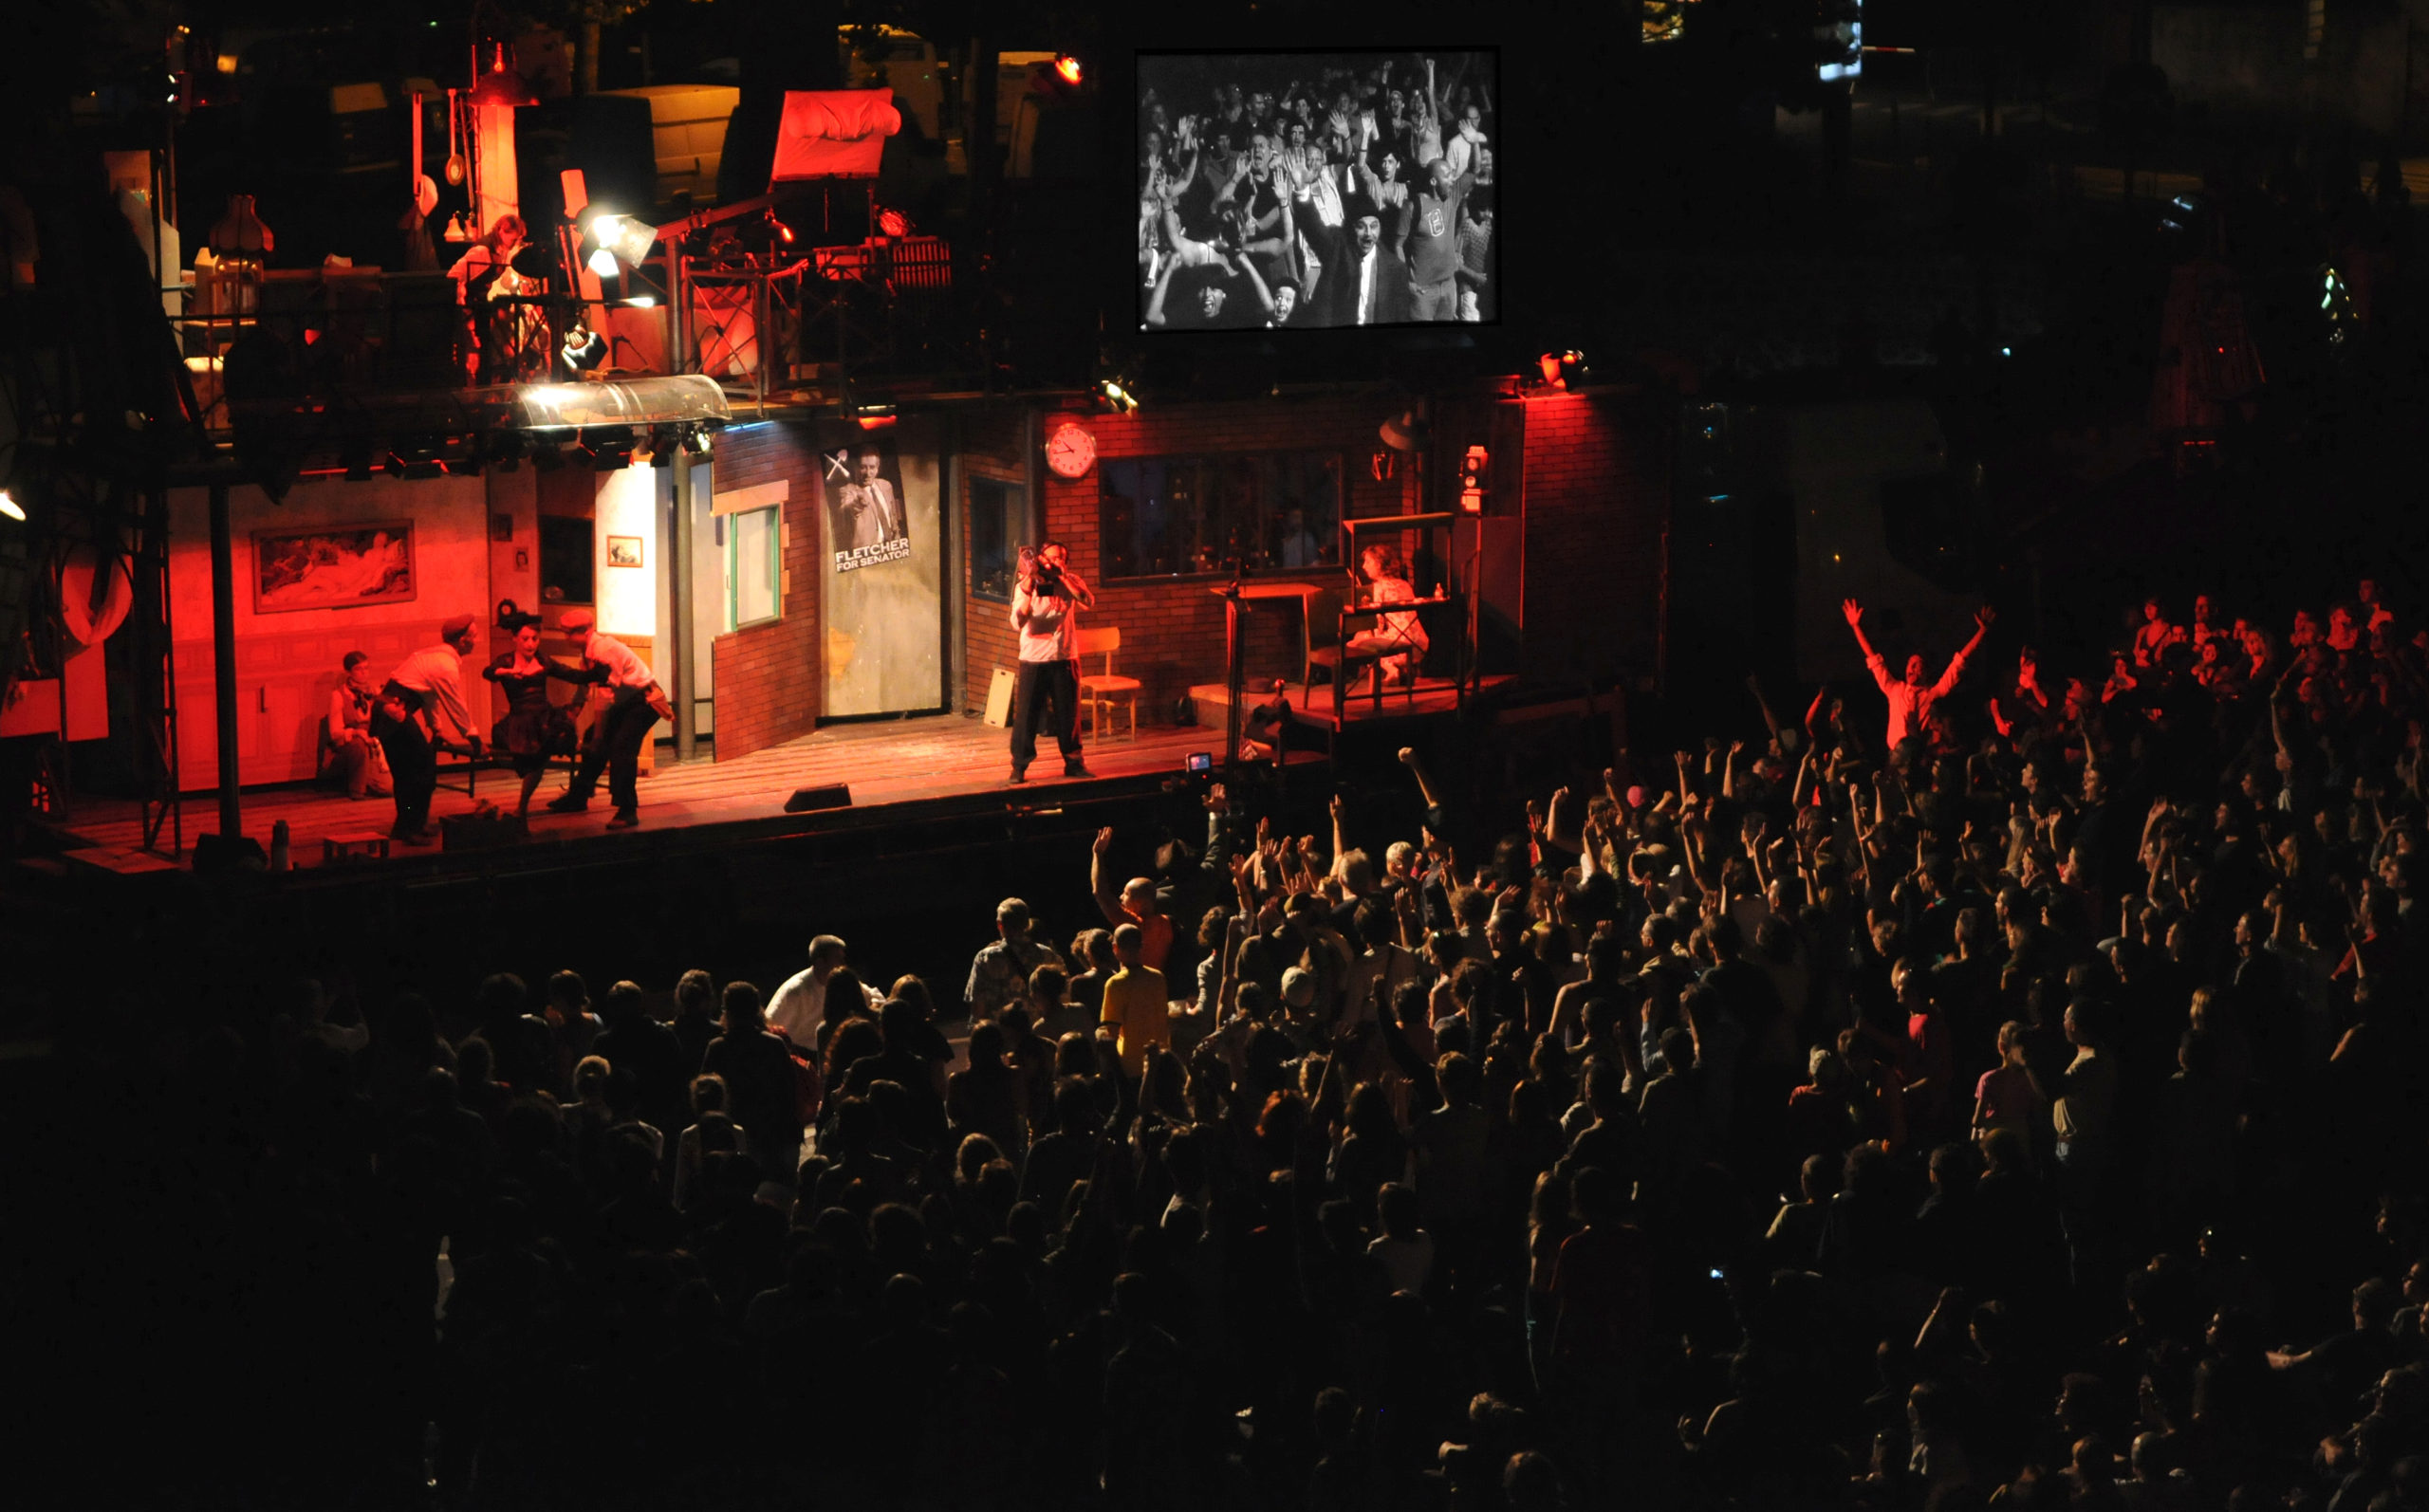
[784,784,852,813]
[194,832,269,874]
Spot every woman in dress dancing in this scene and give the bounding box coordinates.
[481,608,584,817]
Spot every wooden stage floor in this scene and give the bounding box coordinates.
[44,714,1284,877]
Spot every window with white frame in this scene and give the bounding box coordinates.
[725,505,782,629]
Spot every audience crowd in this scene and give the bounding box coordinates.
[93,574,2429,1512]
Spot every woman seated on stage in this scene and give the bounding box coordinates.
[325,650,393,799]
[1346,542,1430,690]
[481,608,584,817]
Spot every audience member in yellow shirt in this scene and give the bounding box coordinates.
[1098,922,1171,1079]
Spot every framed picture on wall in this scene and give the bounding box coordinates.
[605,535,644,568]
[252,522,415,614]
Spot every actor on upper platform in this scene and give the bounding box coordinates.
[375,615,484,844]
[1009,542,1094,784]
[546,608,662,829]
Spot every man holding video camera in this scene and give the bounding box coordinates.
[1010,541,1096,784]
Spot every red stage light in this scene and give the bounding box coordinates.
[1054,54,1083,86]
[877,208,909,238]
[856,414,897,431]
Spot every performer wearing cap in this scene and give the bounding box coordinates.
[546,608,662,829]
[375,615,484,844]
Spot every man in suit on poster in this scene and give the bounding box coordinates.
[835,445,905,551]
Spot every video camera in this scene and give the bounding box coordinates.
[1018,545,1069,599]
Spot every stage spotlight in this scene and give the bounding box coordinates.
[399,434,443,479]
[563,322,606,371]
[1380,408,1430,452]
[467,43,536,108]
[0,489,23,522]
[587,247,620,278]
[679,426,710,459]
[588,212,659,267]
[1098,378,1138,414]
[1054,53,1083,86]
[586,427,635,469]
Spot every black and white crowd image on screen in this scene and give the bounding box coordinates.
[1137,50,1496,331]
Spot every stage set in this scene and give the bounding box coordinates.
[27,384,1654,883]
[8,79,1667,889]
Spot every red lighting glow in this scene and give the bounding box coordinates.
[856,414,898,431]
[1054,54,1083,86]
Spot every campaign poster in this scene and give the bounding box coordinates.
[823,436,912,573]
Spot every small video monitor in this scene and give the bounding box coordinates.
[1186,751,1214,773]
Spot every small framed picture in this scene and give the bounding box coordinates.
[605,535,644,568]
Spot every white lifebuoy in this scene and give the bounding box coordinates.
[57,540,136,651]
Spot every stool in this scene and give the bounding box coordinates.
[324,832,392,865]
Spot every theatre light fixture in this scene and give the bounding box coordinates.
[1379,408,1430,452]
[589,212,660,268]
[0,489,23,522]
[468,44,536,108]
[563,323,606,371]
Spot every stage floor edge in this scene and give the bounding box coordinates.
[35,712,1321,880]
[1188,673,1511,730]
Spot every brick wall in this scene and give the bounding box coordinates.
[952,388,1668,728]
[709,423,825,760]
[1000,394,1418,721]
[1515,391,1668,685]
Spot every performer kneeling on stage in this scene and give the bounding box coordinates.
[546,608,665,829]
[374,615,485,844]
[1009,542,1095,784]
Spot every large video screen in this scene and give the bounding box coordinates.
[1136,49,1498,331]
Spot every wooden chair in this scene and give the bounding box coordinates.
[1077,626,1140,742]
[1299,584,1344,691]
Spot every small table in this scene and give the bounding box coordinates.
[1208,581,1320,774]
[323,832,392,865]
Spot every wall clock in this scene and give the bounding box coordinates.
[1045,422,1097,478]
